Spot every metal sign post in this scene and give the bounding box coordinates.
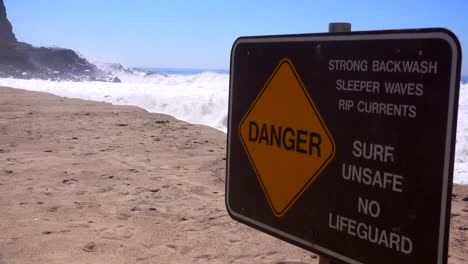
[319,256,332,264]
[329,22,352,33]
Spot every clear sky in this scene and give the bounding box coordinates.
[4,0,468,74]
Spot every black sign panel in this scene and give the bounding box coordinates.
[226,28,461,264]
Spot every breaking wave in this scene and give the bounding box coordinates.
[0,69,466,184]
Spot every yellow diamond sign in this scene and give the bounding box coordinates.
[239,58,335,217]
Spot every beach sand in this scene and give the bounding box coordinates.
[0,87,466,264]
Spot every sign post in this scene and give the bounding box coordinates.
[226,28,461,264]
[328,22,352,33]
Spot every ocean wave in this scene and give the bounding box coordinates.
[0,76,466,184]
[0,71,230,131]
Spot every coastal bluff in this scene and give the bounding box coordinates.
[0,0,118,82]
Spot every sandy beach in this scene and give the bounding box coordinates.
[0,87,466,264]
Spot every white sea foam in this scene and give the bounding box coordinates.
[0,72,229,131]
[0,75,466,184]
[455,82,468,184]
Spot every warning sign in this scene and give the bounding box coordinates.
[226,28,462,264]
[239,58,335,217]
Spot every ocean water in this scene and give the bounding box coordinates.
[462,75,468,84]
[0,71,230,131]
[145,67,229,75]
[0,69,467,184]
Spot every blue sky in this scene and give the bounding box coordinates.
[5,0,468,74]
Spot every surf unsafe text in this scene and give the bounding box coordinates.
[328,140,413,255]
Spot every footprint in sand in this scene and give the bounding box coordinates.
[166,244,193,255]
[67,223,91,229]
[100,226,135,241]
[96,187,113,193]
[62,179,78,185]
[81,242,97,252]
[194,254,218,262]
[135,256,149,262]
[159,165,182,170]
[190,186,211,197]
[74,190,87,195]
[73,201,100,209]
[178,217,189,222]
[46,206,59,212]
[117,213,131,220]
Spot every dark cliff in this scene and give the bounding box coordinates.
[0,0,119,82]
[0,0,16,42]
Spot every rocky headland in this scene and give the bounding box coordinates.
[0,0,119,82]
